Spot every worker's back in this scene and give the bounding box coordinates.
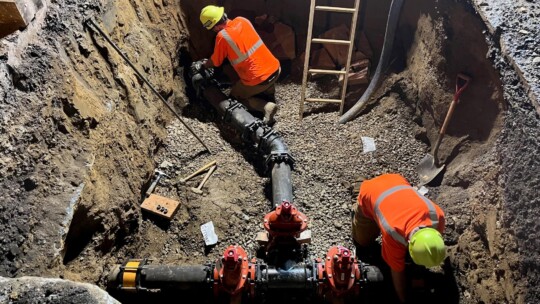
[211,17,279,86]
[357,173,445,271]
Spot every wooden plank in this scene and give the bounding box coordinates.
[315,6,356,13]
[312,38,351,45]
[141,194,181,220]
[305,98,342,104]
[339,0,361,115]
[309,69,347,75]
[300,0,317,119]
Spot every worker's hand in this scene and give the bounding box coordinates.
[191,59,207,74]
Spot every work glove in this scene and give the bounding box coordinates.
[191,59,207,75]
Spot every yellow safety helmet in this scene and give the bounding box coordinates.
[408,227,446,267]
[200,5,225,30]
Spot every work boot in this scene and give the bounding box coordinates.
[263,102,278,125]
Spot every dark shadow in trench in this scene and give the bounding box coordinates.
[355,242,460,304]
[62,205,102,264]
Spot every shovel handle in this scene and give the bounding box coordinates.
[432,73,472,157]
[439,73,471,136]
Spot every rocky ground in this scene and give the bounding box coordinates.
[0,0,539,303]
[473,0,540,114]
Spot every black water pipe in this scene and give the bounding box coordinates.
[191,68,294,207]
[263,263,314,290]
[138,265,210,290]
[108,260,382,296]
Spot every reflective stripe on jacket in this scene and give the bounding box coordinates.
[357,174,445,272]
[210,17,280,86]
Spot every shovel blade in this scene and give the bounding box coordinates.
[417,154,445,186]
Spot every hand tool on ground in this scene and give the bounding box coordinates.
[84,18,212,154]
[145,169,169,197]
[417,73,472,186]
[178,160,217,184]
[191,164,216,194]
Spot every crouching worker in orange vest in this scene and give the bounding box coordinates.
[352,173,446,303]
[197,5,281,125]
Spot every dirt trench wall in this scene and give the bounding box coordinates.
[0,0,186,279]
[384,1,538,303]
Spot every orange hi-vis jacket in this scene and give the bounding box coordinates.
[357,174,445,272]
[210,17,280,86]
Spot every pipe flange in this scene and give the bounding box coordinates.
[223,100,246,123]
[258,127,278,153]
[265,152,295,170]
[242,120,265,143]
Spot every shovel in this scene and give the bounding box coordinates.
[417,73,471,186]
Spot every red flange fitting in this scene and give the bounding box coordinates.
[263,200,308,238]
[213,245,255,297]
[318,246,361,298]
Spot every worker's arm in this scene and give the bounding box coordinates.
[391,269,407,303]
[382,239,408,303]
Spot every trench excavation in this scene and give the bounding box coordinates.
[103,1,506,303]
[1,0,539,304]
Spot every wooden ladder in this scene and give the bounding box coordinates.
[299,0,361,119]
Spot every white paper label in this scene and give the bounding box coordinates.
[200,221,218,246]
[361,137,376,153]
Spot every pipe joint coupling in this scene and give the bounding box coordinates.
[265,151,295,169]
[258,127,279,153]
[242,120,265,143]
[222,99,247,123]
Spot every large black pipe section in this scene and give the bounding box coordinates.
[191,68,294,206]
[107,263,211,292]
[261,263,314,290]
[138,265,210,290]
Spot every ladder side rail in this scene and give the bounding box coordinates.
[339,0,362,115]
[300,0,318,119]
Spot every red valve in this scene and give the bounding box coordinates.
[319,246,361,298]
[213,245,255,297]
[263,200,308,238]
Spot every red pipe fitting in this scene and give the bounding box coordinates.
[213,245,255,297]
[263,200,308,238]
[318,246,361,298]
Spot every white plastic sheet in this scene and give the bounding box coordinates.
[361,137,376,153]
[200,221,218,246]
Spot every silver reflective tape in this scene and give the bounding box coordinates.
[413,189,439,229]
[374,185,441,245]
[222,29,263,66]
[374,185,410,246]
[221,30,244,59]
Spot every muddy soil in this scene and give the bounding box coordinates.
[0,0,539,304]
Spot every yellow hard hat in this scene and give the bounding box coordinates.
[408,227,446,267]
[200,5,225,30]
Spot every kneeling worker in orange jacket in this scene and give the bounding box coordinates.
[352,173,446,303]
[198,5,281,125]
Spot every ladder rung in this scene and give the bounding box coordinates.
[315,6,356,13]
[305,98,342,104]
[312,38,351,45]
[309,69,347,75]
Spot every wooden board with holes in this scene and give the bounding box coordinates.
[141,194,181,220]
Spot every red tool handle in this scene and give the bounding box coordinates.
[439,73,472,136]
